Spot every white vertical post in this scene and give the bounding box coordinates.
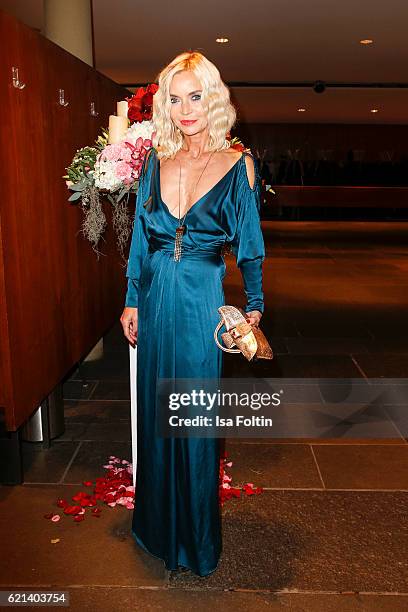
[129,343,137,486]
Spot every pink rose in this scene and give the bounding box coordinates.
[115,161,132,181]
[102,144,121,161]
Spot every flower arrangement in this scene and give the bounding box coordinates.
[228,135,249,153]
[64,83,249,259]
[63,84,158,258]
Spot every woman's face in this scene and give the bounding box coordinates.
[169,70,208,137]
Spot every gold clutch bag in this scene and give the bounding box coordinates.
[213,305,273,361]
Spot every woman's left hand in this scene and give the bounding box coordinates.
[245,310,263,328]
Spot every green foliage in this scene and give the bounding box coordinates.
[95,127,109,151]
[63,127,109,187]
[68,191,82,202]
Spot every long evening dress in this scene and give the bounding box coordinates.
[125,147,265,576]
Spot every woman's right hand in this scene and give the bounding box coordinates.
[120,307,138,345]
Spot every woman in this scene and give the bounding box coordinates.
[120,51,265,576]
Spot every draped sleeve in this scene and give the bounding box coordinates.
[124,149,155,307]
[230,153,265,314]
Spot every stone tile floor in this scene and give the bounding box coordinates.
[2,222,408,611]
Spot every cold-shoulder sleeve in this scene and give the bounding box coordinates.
[231,153,265,314]
[124,150,155,307]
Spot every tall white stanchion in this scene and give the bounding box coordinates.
[129,343,138,486]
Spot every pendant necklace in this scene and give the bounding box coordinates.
[174,150,215,262]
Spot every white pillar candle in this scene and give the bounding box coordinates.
[108,115,128,144]
[117,100,128,118]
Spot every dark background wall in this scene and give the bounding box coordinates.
[234,123,408,163]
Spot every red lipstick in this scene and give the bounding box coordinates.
[180,120,197,126]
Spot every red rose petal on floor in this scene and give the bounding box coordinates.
[48,454,265,525]
[74,514,85,522]
[64,505,82,515]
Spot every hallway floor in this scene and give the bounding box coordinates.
[1,221,408,611]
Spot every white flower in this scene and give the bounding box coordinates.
[124,120,154,145]
[94,159,122,191]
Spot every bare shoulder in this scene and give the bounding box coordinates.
[218,148,256,188]
[243,153,256,189]
[216,148,242,171]
[223,147,243,163]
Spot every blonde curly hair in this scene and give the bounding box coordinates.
[152,51,236,159]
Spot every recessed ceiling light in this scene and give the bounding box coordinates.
[370,108,379,113]
[297,108,306,112]
[216,37,229,43]
[360,39,374,45]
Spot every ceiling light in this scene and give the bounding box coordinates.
[360,39,373,45]
[370,108,379,113]
[216,37,229,43]
[297,108,306,112]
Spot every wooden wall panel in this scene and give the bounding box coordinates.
[0,216,13,411]
[0,11,132,430]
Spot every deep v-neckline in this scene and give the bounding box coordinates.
[157,153,243,221]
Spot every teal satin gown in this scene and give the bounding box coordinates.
[125,148,265,576]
